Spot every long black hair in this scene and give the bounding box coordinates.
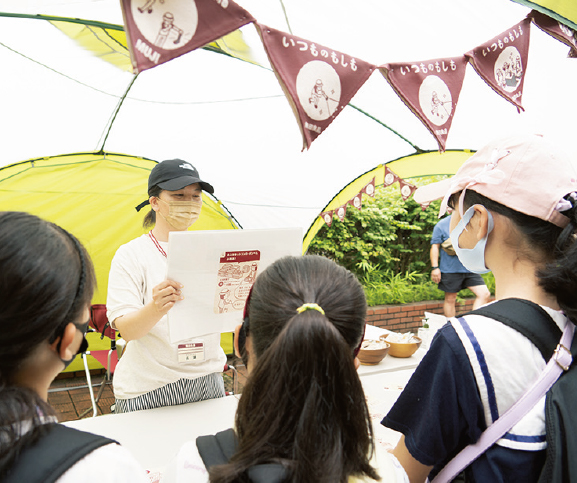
[210,255,379,483]
[0,211,96,478]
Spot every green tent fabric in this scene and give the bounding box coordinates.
[0,152,238,371]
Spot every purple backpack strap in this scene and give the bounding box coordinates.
[429,321,574,483]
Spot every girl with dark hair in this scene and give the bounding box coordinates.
[383,133,577,482]
[0,211,146,482]
[166,255,409,483]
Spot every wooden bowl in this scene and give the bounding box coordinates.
[381,334,422,358]
[357,339,390,365]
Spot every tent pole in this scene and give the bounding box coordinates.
[96,73,139,153]
[348,104,423,153]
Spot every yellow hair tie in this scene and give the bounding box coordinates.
[296,303,325,315]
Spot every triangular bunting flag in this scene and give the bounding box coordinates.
[530,10,577,57]
[320,210,334,227]
[335,203,348,222]
[121,0,254,74]
[256,24,376,150]
[420,201,431,211]
[349,193,363,211]
[363,177,376,197]
[399,179,417,201]
[383,166,400,187]
[380,56,467,151]
[466,18,531,111]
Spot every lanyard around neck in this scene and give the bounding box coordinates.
[148,231,167,258]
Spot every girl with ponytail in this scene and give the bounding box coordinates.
[169,255,408,482]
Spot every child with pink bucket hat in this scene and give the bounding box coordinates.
[381,133,577,482]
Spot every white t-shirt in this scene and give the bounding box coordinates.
[107,234,226,400]
[59,442,149,482]
[161,436,409,483]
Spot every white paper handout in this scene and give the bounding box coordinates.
[166,228,303,343]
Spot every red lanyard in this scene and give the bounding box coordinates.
[148,231,167,258]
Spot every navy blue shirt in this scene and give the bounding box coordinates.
[381,324,545,482]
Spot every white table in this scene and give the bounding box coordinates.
[65,394,239,472]
[361,369,416,450]
[65,327,424,474]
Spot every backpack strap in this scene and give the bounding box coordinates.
[196,429,289,482]
[466,298,562,361]
[6,424,117,483]
[430,317,574,483]
[196,428,238,468]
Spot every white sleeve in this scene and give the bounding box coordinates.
[161,440,209,483]
[107,243,147,324]
[58,443,150,483]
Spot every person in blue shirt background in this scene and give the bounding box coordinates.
[430,211,491,317]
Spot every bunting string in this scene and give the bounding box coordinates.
[120,1,576,153]
[118,0,577,226]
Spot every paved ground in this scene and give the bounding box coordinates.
[48,358,247,422]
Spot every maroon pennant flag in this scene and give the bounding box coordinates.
[320,210,334,227]
[362,177,376,197]
[399,179,417,201]
[383,166,400,187]
[530,10,577,57]
[121,0,254,74]
[420,202,431,211]
[349,193,363,211]
[380,56,467,151]
[256,24,376,150]
[466,18,531,111]
[335,203,348,222]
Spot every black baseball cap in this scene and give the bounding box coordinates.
[135,159,214,211]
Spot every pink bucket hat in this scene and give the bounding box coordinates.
[413,133,577,228]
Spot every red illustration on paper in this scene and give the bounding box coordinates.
[214,250,260,314]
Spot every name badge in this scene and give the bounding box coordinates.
[177,341,205,363]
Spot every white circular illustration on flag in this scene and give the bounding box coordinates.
[132,0,198,50]
[296,61,342,121]
[558,22,574,41]
[401,185,412,198]
[365,183,374,195]
[384,173,396,186]
[494,47,523,92]
[353,196,361,208]
[418,75,453,126]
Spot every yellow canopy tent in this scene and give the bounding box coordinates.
[303,149,474,251]
[0,152,239,371]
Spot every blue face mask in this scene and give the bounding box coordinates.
[450,205,494,274]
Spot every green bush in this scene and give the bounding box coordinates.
[308,182,442,277]
[308,179,496,306]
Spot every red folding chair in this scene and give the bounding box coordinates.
[80,304,120,418]
[223,363,238,395]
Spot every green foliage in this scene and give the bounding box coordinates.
[308,182,442,278]
[358,261,445,305]
[308,177,497,306]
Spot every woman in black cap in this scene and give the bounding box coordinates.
[107,159,227,413]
